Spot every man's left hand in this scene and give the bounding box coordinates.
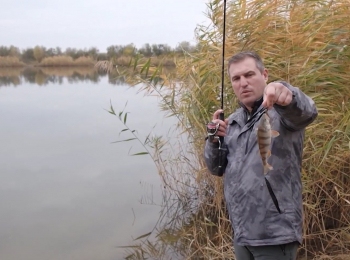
[262,82,293,109]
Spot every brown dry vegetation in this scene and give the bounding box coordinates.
[0,57,25,67]
[167,0,350,259]
[38,55,95,67]
[98,0,350,259]
[110,55,176,68]
[148,56,176,67]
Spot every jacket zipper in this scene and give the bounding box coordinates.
[265,178,282,214]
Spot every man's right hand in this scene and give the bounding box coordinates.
[210,109,228,141]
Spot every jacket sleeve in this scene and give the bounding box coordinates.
[204,140,228,176]
[273,81,318,131]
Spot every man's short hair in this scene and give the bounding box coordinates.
[227,51,265,74]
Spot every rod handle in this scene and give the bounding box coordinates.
[217,112,225,176]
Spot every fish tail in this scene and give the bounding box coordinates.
[264,163,273,174]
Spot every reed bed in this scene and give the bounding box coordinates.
[38,55,95,67]
[0,57,25,67]
[98,0,350,259]
[148,56,176,67]
[115,56,133,66]
[112,55,176,68]
[172,0,350,259]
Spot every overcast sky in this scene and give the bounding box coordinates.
[1,0,211,52]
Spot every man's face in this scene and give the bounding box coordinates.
[228,57,268,110]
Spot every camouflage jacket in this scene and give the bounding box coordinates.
[204,82,318,246]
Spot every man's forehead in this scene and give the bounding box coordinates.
[229,58,258,75]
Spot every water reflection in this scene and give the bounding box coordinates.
[0,67,128,86]
[0,71,177,260]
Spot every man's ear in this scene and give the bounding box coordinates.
[263,68,268,82]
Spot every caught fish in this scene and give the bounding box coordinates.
[257,113,279,174]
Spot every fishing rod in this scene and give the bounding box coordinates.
[205,0,228,176]
[217,0,228,176]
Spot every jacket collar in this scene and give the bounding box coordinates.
[239,96,263,115]
[228,96,265,126]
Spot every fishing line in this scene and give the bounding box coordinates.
[221,0,227,110]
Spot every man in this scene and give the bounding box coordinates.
[204,51,318,260]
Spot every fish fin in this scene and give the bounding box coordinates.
[264,163,273,174]
[271,130,280,137]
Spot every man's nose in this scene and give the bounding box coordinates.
[240,77,248,87]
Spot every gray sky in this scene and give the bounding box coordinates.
[1,0,211,52]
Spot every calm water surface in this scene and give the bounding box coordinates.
[0,68,176,260]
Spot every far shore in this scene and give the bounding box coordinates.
[0,56,95,68]
[0,55,176,69]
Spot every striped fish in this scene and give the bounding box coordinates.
[257,113,280,174]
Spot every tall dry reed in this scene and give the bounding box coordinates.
[170,0,350,259]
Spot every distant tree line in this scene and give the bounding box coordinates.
[0,41,197,63]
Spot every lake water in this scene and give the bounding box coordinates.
[0,68,178,260]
